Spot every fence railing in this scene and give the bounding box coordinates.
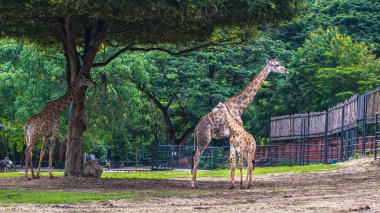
[271,88,380,140]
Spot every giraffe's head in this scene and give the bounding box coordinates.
[266,57,288,75]
[211,101,228,114]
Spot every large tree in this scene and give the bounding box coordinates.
[0,0,304,176]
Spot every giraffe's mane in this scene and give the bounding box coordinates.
[42,84,77,109]
[224,104,243,127]
[225,63,267,103]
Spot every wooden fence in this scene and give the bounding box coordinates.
[270,88,380,141]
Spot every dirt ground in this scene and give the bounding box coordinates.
[1,158,380,213]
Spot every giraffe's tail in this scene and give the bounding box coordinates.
[193,129,197,151]
[191,129,197,174]
[24,126,29,147]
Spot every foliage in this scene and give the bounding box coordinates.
[0,0,305,47]
[273,0,380,55]
[276,27,379,113]
[0,39,66,159]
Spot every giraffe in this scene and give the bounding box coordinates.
[214,101,256,189]
[24,78,94,180]
[191,58,287,188]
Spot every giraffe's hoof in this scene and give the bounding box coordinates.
[240,185,246,190]
[26,177,32,181]
[246,185,251,189]
[36,175,40,179]
[49,175,54,179]
[191,184,198,189]
[229,185,236,190]
[32,176,38,179]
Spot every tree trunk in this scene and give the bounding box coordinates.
[1,132,9,157]
[64,86,88,176]
[56,140,67,167]
[62,16,107,177]
[208,65,216,107]
[162,109,176,145]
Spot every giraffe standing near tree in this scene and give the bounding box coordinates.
[191,57,287,188]
[24,78,94,180]
[213,101,256,189]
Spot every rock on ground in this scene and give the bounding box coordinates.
[83,159,103,178]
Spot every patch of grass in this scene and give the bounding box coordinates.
[102,164,341,179]
[0,172,63,178]
[0,164,340,179]
[0,189,213,204]
[0,189,135,204]
[101,171,189,179]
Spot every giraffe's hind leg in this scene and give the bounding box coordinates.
[191,129,211,189]
[238,151,244,189]
[191,146,206,189]
[245,142,256,189]
[49,121,60,178]
[229,145,237,190]
[30,151,36,179]
[24,147,31,180]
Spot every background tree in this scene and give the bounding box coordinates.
[281,27,379,112]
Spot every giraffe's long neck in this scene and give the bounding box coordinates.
[224,109,243,136]
[225,64,270,119]
[45,84,80,115]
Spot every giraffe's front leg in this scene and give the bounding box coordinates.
[229,146,236,190]
[37,137,49,178]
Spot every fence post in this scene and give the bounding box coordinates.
[362,95,367,156]
[306,113,310,164]
[324,112,329,164]
[268,145,271,165]
[301,117,306,165]
[375,114,379,160]
[290,142,292,165]
[340,105,345,161]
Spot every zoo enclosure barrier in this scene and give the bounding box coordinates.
[270,88,380,163]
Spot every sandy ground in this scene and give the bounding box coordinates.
[0,158,380,213]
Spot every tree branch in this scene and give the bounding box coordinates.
[64,16,80,83]
[80,20,108,78]
[175,126,195,145]
[165,96,175,110]
[92,43,135,67]
[92,38,235,68]
[135,84,166,112]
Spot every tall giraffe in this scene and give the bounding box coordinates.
[191,58,287,188]
[215,101,256,189]
[24,78,94,180]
